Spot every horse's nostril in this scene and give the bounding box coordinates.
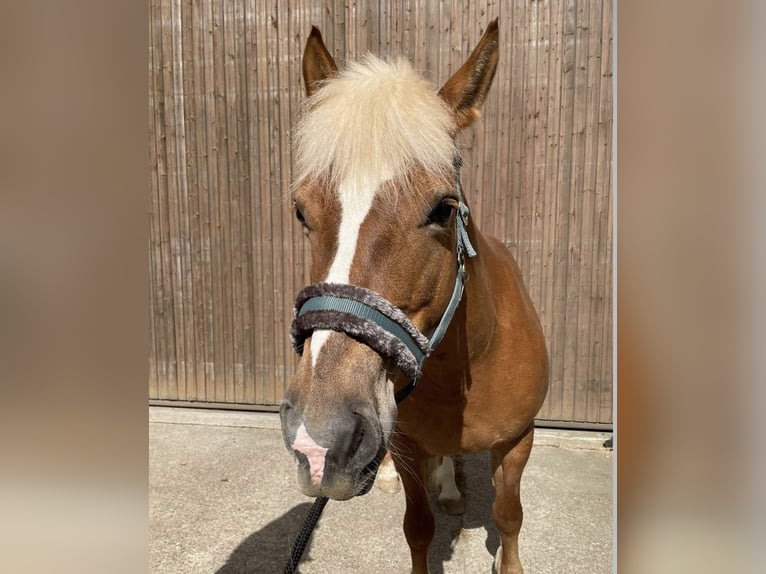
[279,399,304,449]
[279,398,299,425]
[280,394,295,410]
[350,419,365,454]
[343,410,382,473]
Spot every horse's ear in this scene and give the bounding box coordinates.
[303,26,338,97]
[438,19,499,131]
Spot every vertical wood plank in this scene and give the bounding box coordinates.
[276,0,296,398]
[550,0,577,421]
[379,0,391,57]
[536,0,565,421]
[597,0,613,424]
[200,0,221,402]
[172,0,191,400]
[180,0,204,401]
[566,0,592,421]
[189,0,211,401]
[212,0,233,402]
[222,0,243,404]
[148,0,164,399]
[491,3,510,245]
[528,0,548,318]
[160,0,184,401]
[234,0,252,404]
[257,0,275,404]
[478,6,498,239]
[456,0,475,214]
[582,0,606,423]
[236,0,256,406]
[170,0,196,401]
[505,0,524,258]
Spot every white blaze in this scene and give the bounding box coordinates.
[309,174,385,368]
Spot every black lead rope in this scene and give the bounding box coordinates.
[282,495,328,574]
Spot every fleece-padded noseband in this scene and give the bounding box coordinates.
[292,282,430,382]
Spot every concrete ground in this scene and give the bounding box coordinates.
[150,407,613,573]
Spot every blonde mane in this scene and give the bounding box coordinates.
[293,55,456,193]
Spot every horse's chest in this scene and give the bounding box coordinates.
[397,387,531,455]
[396,400,499,455]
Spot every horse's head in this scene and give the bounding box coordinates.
[280,22,499,500]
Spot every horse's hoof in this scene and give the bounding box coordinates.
[375,464,401,494]
[493,546,502,573]
[494,545,524,574]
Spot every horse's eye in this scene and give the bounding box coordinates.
[425,198,457,227]
[294,202,309,229]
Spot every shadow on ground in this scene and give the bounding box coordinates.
[219,453,503,574]
[216,502,314,574]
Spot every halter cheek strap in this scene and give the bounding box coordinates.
[427,200,476,351]
[290,154,477,403]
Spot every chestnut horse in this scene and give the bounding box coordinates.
[279,20,549,574]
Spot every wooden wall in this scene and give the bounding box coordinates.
[149,0,613,427]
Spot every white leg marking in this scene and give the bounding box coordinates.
[435,456,465,515]
[310,175,382,367]
[375,453,401,494]
[292,423,328,485]
[436,457,460,500]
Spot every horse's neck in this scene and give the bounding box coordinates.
[460,227,498,360]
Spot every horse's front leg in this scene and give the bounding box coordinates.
[391,434,433,574]
[490,422,535,574]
